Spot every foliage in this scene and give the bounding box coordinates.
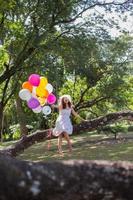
[0,0,133,138]
[3,124,20,141]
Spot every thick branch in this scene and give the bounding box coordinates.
[0,12,5,28]
[1,110,133,157]
[1,77,11,104]
[75,96,109,111]
[75,86,90,109]
[0,156,133,200]
[3,72,22,107]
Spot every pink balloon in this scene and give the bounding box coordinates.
[28,74,40,86]
[47,94,56,105]
[27,97,40,109]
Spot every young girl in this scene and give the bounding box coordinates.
[52,95,83,155]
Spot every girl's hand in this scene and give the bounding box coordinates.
[77,117,86,123]
[51,105,55,109]
[51,105,58,109]
[81,118,87,122]
[83,119,88,122]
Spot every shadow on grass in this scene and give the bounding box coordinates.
[17,132,133,162]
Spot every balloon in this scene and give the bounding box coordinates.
[47,94,56,104]
[43,89,49,98]
[39,77,48,88]
[36,87,49,98]
[19,89,32,101]
[32,86,37,95]
[28,74,40,86]
[27,97,40,109]
[38,97,46,106]
[32,106,42,113]
[42,106,51,115]
[22,81,33,92]
[46,83,53,94]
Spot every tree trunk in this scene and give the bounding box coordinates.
[0,156,133,200]
[0,102,4,142]
[1,110,133,157]
[16,97,28,136]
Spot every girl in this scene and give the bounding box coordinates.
[52,95,84,155]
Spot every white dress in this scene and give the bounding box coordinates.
[52,108,73,137]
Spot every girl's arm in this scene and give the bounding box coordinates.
[51,100,62,110]
[51,105,58,109]
[71,108,85,121]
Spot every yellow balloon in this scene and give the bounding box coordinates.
[39,77,48,88]
[38,97,46,106]
[36,87,44,97]
[36,87,49,98]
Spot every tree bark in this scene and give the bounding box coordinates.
[0,156,133,200]
[0,102,4,141]
[1,110,133,157]
[16,97,28,136]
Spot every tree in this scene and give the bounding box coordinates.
[0,155,133,200]
[0,0,132,138]
[0,110,133,156]
[57,34,133,114]
[16,97,28,136]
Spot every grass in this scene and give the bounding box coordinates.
[14,132,133,162]
[0,140,17,149]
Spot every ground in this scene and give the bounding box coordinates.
[1,132,133,162]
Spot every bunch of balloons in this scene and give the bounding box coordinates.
[19,74,56,115]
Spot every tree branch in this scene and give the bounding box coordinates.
[75,96,110,111]
[0,12,5,28]
[1,110,133,157]
[75,86,90,109]
[3,75,21,107]
[0,156,133,200]
[1,77,11,105]
[53,0,130,25]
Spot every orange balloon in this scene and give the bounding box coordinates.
[43,89,49,98]
[22,81,33,92]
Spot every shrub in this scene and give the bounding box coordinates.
[9,124,21,140]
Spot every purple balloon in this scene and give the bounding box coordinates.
[27,97,40,109]
[28,74,40,86]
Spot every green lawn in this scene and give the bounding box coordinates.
[14,132,133,162]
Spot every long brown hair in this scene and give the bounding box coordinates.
[61,97,72,109]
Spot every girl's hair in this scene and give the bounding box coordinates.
[61,97,72,109]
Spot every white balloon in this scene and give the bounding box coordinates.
[46,83,53,94]
[19,89,32,101]
[42,106,51,115]
[32,106,42,113]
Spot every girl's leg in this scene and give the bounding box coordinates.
[63,132,72,153]
[58,133,63,154]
